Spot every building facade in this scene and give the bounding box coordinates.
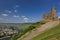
[43,7,58,21]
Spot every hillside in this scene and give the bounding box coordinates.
[0,23,32,31]
[32,22,60,40]
[17,21,60,40]
[0,23,32,39]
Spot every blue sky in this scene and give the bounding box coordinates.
[0,0,60,23]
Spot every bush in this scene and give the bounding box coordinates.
[0,34,6,38]
[11,21,46,40]
[40,21,47,24]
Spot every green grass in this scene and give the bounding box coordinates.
[11,21,46,40]
[19,23,32,30]
[11,23,40,40]
[42,33,60,40]
[31,24,60,40]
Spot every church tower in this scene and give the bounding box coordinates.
[51,7,57,18]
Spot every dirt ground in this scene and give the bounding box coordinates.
[17,21,60,40]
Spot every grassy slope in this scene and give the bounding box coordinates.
[19,23,32,30]
[32,24,60,40]
[11,21,46,40]
[10,23,32,40]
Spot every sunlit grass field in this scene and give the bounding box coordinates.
[32,24,60,40]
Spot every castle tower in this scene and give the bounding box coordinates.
[51,7,57,18]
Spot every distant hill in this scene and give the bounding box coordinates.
[0,23,32,32]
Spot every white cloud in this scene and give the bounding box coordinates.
[21,16,26,18]
[13,15,19,18]
[8,11,12,13]
[21,16,29,22]
[16,5,19,7]
[5,10,12,13]
[14,10,17,13]
[24,17,28,20]
[23,17,29,22]
[2,14,8,16]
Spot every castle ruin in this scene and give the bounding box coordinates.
[43,7,58,21]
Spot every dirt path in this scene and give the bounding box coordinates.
[17,21,60,40]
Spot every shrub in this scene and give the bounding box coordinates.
[11,21,46,40]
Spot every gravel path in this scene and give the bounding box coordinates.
[17,21,60,40]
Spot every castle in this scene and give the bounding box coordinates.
[43,7,58,21]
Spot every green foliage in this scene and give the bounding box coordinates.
[11,21,46,40]
[0,34,6,38]
[42,33,60,40]
[40,21,47,24]
[32,24,60,40]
